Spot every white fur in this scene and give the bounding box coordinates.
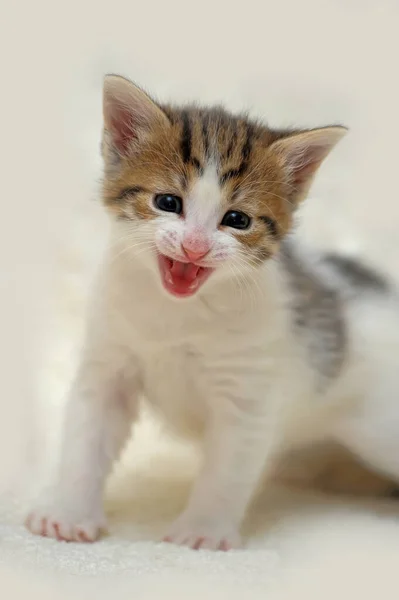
[155,164,239,277]
[26,167,399,550]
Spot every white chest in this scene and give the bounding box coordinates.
[103,259,296,438]
[141,342,208,437]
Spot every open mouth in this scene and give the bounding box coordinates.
[157,254,213,298]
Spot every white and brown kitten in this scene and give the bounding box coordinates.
[26,75,399,550]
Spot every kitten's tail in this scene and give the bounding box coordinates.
[322,231,397,293]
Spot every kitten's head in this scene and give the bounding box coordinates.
[102,75,346,298]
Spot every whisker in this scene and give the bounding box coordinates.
[108,240,156,264]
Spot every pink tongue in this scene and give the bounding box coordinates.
[170,260,200,282]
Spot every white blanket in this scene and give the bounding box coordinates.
[3,420,399,599]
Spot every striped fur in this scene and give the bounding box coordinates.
[102,77,345,265]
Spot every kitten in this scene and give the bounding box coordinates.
[26,75,399,550]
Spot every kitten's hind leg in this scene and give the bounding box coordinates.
[334,385,399,496]
[26,352,140,543]
[330,297,399,496]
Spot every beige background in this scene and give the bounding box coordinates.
[1,0,399,597]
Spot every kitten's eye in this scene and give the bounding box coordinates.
[154,194,183,214]
[221,210,251,230]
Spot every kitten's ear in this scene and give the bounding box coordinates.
[102,75,169,157]
[270,126,347,204]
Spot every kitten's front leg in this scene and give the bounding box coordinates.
[26,344,140,543]
[164,374,279,551]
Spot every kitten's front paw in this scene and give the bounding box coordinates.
[25,509,106,543]
[163,515,241,551]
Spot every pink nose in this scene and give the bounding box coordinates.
[181,245,210,262]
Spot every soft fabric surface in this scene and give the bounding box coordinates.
[2,1,399,597]
[3,424,399,599]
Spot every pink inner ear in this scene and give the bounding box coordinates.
[109,104,136,154]
[288,142,327,187]
[292,157,322,186]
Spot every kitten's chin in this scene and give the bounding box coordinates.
[157,254,214,298]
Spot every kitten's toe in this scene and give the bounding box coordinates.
[187,535,238,551]
[163,517,241,551]
[25,510,105,543]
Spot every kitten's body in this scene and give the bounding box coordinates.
[26,76,399,549]
[101,228,399,455]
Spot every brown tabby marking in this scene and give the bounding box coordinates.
[102,104,301,261]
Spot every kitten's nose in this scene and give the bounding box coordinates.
[181,244,210,263]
